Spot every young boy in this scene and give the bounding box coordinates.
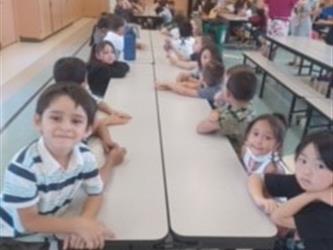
[248,132,333,250]
[156,61,224,107]
[196,65,257,149]
[53,57,131,152]
[0,83,125,249]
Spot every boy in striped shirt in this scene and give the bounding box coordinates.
[0,83,125,249]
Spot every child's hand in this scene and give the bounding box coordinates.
[101,138,117,153]
[155,82,173,91]
[104,115,130,126]
[63,234,85,250]
[72,218,113,249]
[136,42,145,50]
[105,145,127,167]
[208,110,220,122]
[113,111,132,120]
[176,72,190,82]
[256,197,279,214]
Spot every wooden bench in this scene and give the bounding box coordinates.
[243,51,332,136]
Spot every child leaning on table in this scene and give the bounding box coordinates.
[248,131,333,250]
[197,65,257,151]
[0,83,125,250]
[54,57,131,153]
[156,60,224,107]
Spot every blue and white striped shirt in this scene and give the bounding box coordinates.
[0,138,104,238]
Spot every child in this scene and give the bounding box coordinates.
[90,14,113,47]
[164,18,195,61]
[0,83,125,249]
[87,41,130,97]
[167,35,214,70]
[171,42,223,89]
[248,131,333,250]
[242,113,289,175]
[156,61,224,107]
[54,57,131,152]
[104,15,127,60]
[197,65,257,150]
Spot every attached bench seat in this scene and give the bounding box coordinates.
[243,51,332,136]
[243,51,324,99]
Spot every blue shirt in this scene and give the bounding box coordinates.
[198,83,221,107]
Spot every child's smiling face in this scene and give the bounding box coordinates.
[35,95,91,157]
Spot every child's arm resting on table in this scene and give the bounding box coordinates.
[248,174,279,215]
[18,205,111,249]
[271,187,333,228]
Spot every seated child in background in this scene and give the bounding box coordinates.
[155,0,174,26]
[173,42,223,89]
[168,35,214,70]
[0,83,125,250]
[156,61,224,107]
[54,57,131,152]
[197,65,257,151]
[90,13,113,47]
[104,15,127,60]
[164,18,195,60]
[87,41,130,97]
[248,131,333,250]
[242,113,289,175]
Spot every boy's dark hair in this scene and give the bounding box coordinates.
[295,131,333,171]
[198,42,223,69]
[226,65,257,102]
[202,61,225,86]
[96,16,112,29]
[53,57,86,84]
[36,83,97,127]
[109,15,126,32]
[244,113,288,153]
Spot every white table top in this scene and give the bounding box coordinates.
[154,60,277,239]
[64,64,168,241]
[267,36,333,69]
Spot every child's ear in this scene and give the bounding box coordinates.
[84,126,94,139]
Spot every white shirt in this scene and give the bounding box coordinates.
[171,37,195,60]
[104,31,124,60]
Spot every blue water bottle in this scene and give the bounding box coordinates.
[124,27,136,61]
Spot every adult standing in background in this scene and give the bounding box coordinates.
[261,0,299,59]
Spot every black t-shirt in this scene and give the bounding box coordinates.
[325,26,333,45]
[265,174,333,250]
[87,61,130,97]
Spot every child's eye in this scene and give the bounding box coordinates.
[253,132,259,136]
[72,119,83,125]
[50,116,61,122]
[317,163,327,170]
[264,136,272,140]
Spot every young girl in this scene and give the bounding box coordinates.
[87,41,130,97]
[242,113,289,175]
[173,42,223,89]
[248,131,333,250]
[167,35,214,70]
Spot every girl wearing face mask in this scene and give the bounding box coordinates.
[242,113,289,175]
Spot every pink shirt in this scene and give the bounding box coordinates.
[265,0,298,20]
